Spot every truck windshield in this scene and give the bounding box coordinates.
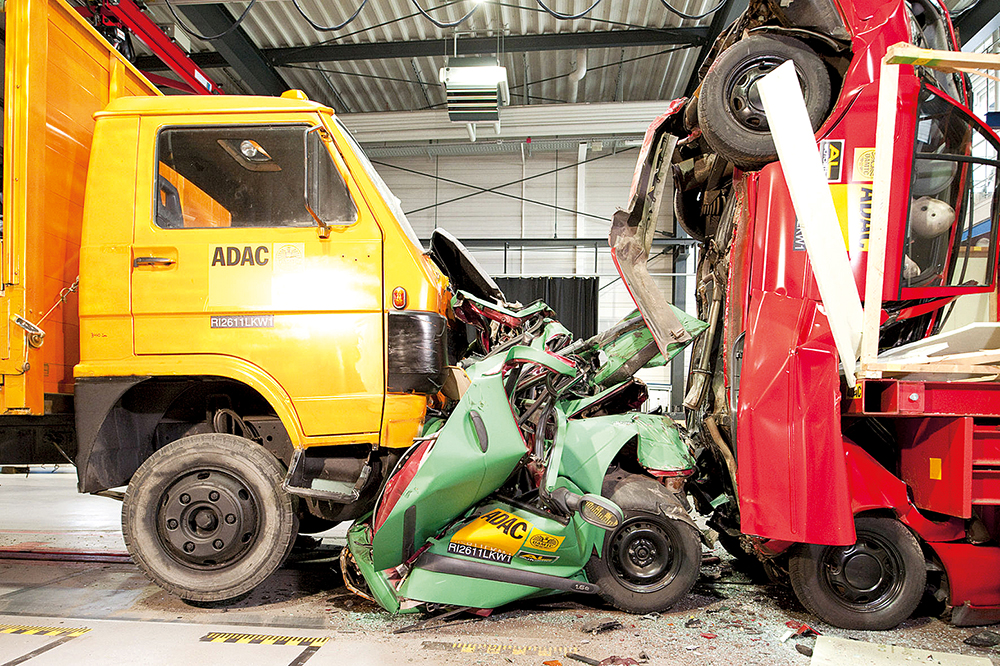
[333,118,425,252]
[155,124,357,229]
[901,86,1000,293]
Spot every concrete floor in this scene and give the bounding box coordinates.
[1,469,998,665]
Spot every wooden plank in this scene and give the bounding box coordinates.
[924,350,1000,366]
[865,361,1000,376]
[886,42,1000,71]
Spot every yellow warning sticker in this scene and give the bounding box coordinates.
[200,632,329,647]
[930,458,942,481]
[518,552,559,563]
[0,625,90,638]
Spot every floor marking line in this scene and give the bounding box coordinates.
[287,645,321,666]
[0,634,81,666]
[199,632,329,647]
[421,641,571,657]
[0,625,89,638]
[0,570,94,602]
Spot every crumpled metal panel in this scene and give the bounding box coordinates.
[609,99,694,358]
[737,290,855,546]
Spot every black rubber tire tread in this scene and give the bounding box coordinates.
[697,35,831,171]
[716,530,763,569]
[585,474,701,614]
[788,517,926,630]
[122,433,297,603]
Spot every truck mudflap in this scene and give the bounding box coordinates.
[387,311,448,394]
[74,375,158,492]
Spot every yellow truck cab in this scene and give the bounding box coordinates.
[4,0,449,602]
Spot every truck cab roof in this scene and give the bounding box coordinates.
[96,92,333,119]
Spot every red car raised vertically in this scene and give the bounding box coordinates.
[616,0,1000,629]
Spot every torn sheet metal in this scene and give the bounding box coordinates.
[609,97,692,357]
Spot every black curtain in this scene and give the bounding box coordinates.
[494,277,599,339]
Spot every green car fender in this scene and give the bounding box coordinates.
[556,411,696,556]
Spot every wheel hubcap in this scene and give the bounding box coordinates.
[725,56,801,133]
[822,533,904,610]
[158,469,259,568]
[609,519,678,593]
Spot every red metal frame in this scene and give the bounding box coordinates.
[80,0,221,95]
[715,0,1000,618]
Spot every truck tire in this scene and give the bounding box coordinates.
[788,517,926,630]
[122,433,297,603]
[697,35,831,171]
[585,474,701,614]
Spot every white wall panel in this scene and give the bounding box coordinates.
[368,147,695,406]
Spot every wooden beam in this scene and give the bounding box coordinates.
[885,42,1000,72]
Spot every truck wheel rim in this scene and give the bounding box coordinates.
[821,532,904,612]
[609,518,677,593]
[157,469,260,569]
[724,55,789,134]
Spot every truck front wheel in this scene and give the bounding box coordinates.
[123,433,297,603]
[788,517,925,630]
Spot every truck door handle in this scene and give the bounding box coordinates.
[133,256,176,267]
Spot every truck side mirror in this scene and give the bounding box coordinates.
[303,125,358,238]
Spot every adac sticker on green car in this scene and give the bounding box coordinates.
[518,552,559,563]
[448,508,565,564]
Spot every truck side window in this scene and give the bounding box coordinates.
[155,125,357,229]
[901,87,1000,291]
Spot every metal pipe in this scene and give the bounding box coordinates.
[567,49,588,103]
[683,275,723,409]
[704,414,739,508]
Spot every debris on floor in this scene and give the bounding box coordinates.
[781,619,820,642]
[581,618,623,634]
[963,630,1000,648]
[597,657,638,666]
[811,635,993,665]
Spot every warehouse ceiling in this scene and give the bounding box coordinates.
[130,0,748,114]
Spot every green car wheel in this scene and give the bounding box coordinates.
[585,473,701,614]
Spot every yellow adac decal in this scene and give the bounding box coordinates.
[525,529,564,553]
[209,243,274,307]
[450,508,565,563]
[451,508,532,556]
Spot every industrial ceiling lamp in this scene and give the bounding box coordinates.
[439,56,510,142]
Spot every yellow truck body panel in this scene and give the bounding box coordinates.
[1,0,160,413]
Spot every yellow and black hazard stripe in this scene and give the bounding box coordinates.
[0,624,90,638]
[200,632,328,647]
